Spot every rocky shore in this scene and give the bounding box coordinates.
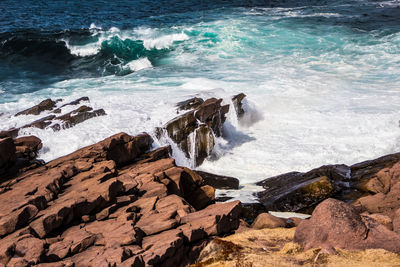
[1,94,400,266]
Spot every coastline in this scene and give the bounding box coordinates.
[2,95,400,266]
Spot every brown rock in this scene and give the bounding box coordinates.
[162,97,229,166]
[294,198,400,252]
[0,137,16,170]
[181,200,241,236]
[257,165,347,212]
[232,93,246,118]
[352,162,400,218]
[251,213,286,229]
[51,106,106,131]
[365,213,393,230]
[196,170,239,190]
[176,97,204,111]
[15,99,56,116]
[14,136,42,159]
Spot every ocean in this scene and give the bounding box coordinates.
[1,0,400,201]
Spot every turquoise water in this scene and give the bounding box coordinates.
[1,1,400,200]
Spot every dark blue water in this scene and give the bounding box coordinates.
[1,0,399,97]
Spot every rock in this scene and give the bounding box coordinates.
[257,171,336,212]
[350,152,400,183]
[162,97,229,166]
[176,97,204,111]
[364,213,393,230]
[22,115,56,129]
[286,217,304,227]
[53,96,90,113]
[196,170,239,190]
[352,162,400,219]
[393,208,400,234]
[232,93,246,118]
[240,202,268,224]
[251,213,286,229]
[294,198,400,252]
[14,136,42,159]
[0,131,242,266]
[15,99,56,116]
[51,106,106,131]
[181,200,242,236]
[3,97,107,137]
[0,128,19,139]
[0,137,16,171]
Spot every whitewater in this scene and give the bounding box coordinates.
[1,0,400,201]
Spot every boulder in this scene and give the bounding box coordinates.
[15,98,56,116]
[196,170,239,190]
[294,198,400,253]
[251,213,286,229]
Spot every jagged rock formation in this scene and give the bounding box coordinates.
[1,97,106,137]
[160,97,229,166]
[0,132,241,266]
[232,93,246,118]
[256,151,400,220]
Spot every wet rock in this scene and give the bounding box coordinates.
[257,169,337,212]
[240,202,268,224]
[251,213,286,229]
[14,136,42,159]
[0,137,16,171]
[0,128,19,139]
[53,96,90,113]
[232,93,246,118]
[196,170,239,189]
[176,97,204,111]
[22,115,56,129]
[15,99,56,116]
[51,106,106,131]
[163,97,229,166]
[294,198,400,252]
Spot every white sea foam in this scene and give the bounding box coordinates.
[125,58,153,72]
[143,33,189,50]
[64,40,101,57]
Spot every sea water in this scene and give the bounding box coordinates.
[1,0,400,201]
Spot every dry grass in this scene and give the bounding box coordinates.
[190,228,400,267]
